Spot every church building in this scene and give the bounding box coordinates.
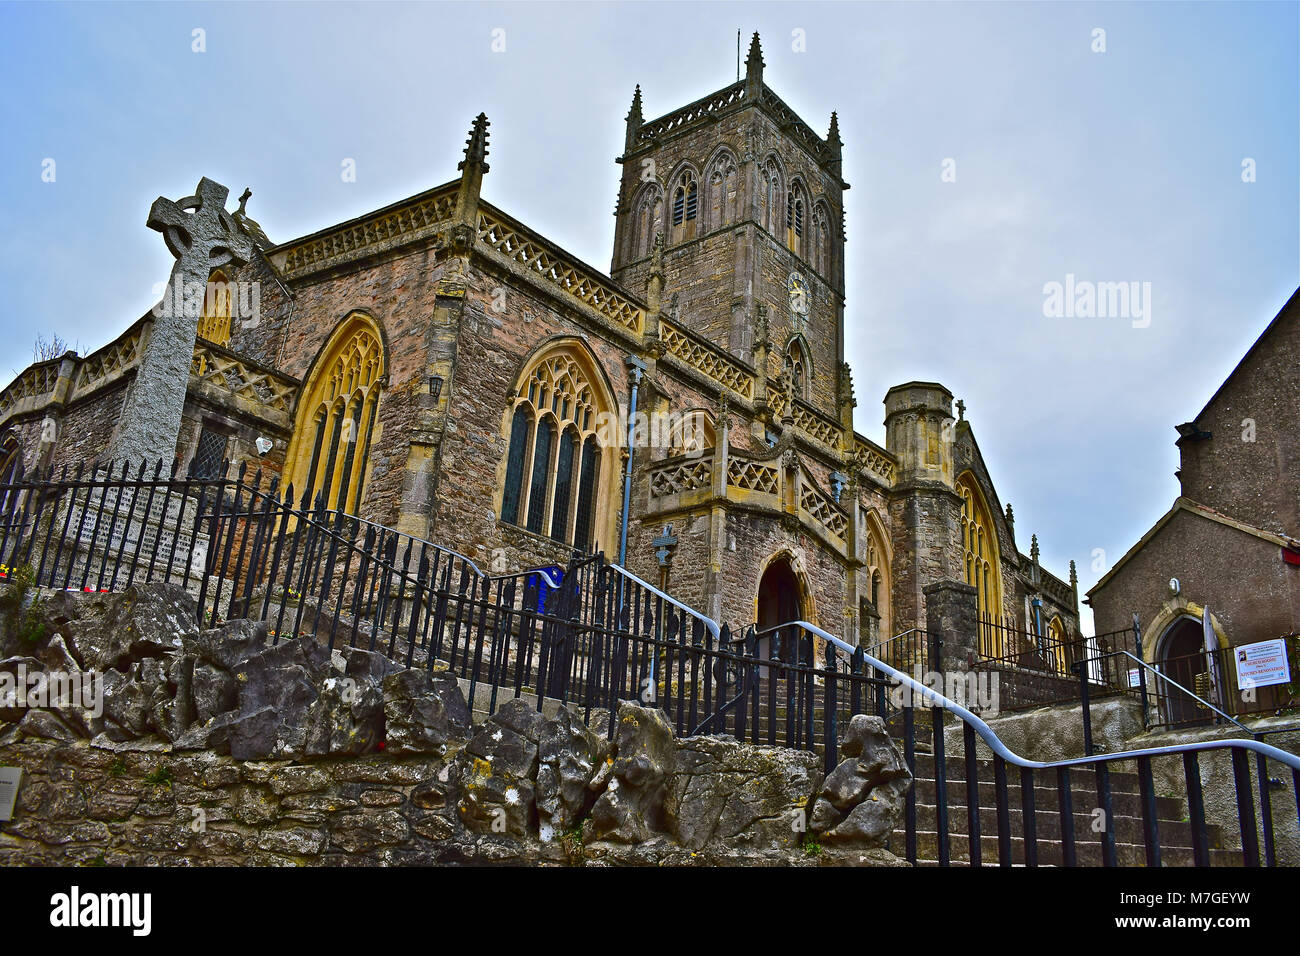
[0,35,1079,650]
[1088,288,1300,715]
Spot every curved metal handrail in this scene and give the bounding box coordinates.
[787,619,1300,773]
[607,561,722,642]
[867,627,923,650]
[1108,648,1253,737]
[323,510,561,588]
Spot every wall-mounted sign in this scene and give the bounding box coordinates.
[1235,639,1292,691]
[0,767,21,821]
[1127,668,1143,689]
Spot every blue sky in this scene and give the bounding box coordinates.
[1,1,1296,632]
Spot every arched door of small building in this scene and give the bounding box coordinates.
[1157,617,1212,727]
[757,556,803,664]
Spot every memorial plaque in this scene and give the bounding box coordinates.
[0,768,21,821]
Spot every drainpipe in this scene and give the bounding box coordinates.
[618,355,647,567]
[613,356,644,691]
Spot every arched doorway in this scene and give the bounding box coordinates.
[757,555,803,663]
[1157,617,1212,727]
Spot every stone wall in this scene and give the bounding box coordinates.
[0,583,910,867]
[1176,290,1298,537]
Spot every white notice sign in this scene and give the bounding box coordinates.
[1235,639,1292,691]
[0,767,20,821]
[1127,668,1142,689]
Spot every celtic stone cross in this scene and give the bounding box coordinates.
[110,177,253,465]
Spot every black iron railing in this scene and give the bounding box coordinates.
[787,619,1300,868]
[974,617,1134,712]
[4,460,1300,866]
[1148,636,1300,729]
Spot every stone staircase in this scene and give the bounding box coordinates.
[895,749,1242,866]
[748,697,1244,867]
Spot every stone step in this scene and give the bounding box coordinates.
[904,798,1229,850]
[911,776,1186,820]
[909,753,1145,795]
[896,829,1243,867]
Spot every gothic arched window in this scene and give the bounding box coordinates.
[633,185,663,260]
[813,203,833,278]
[499,346,613,552]
[785,338,811,401]
[0,436,22,515]
[958,471,1004,656]
[762,159,783,234]
[786,183,807,257]
[1045,615,1067,674]
[197,268,232,348]
[285,312,384,515]
[670,171,698,242]
[866,513,891,638]
[705,151,738,230]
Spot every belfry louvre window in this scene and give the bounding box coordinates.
[786,185,806,255]
[499,349,607,552]
[672,173,697,226]
[762,159,783,233]
[284,313,384,515]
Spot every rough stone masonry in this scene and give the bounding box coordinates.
[0,583,910,866]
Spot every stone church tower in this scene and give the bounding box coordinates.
[612,34,846,415]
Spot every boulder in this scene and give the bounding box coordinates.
[666,735,822,851]
[227,706,300,760]
[382,670,471,756]
[304,674,384,757]
[187,619,268,673]
[226,637,330,759]
[44,584,197,672]
[457,754,535,839]
[304,648,406,756]
[535,706,609,841]
[589,703,676,843]
[190,661,235,725]
[0,655,42,722]
[810,715,912,848]
[821,776,912,845]
[457,699,547,838]
[172,710,239,753]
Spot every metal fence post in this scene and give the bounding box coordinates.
[1075,659,1094,757]
[1133,612,1150,729]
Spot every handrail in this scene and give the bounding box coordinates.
[319,508,561,588]
[607,561,722,642]
[1108,648,1253,737]
[866,627,923,654]
[786,620,1300,773]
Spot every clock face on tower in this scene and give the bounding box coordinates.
[788,272,810,333]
